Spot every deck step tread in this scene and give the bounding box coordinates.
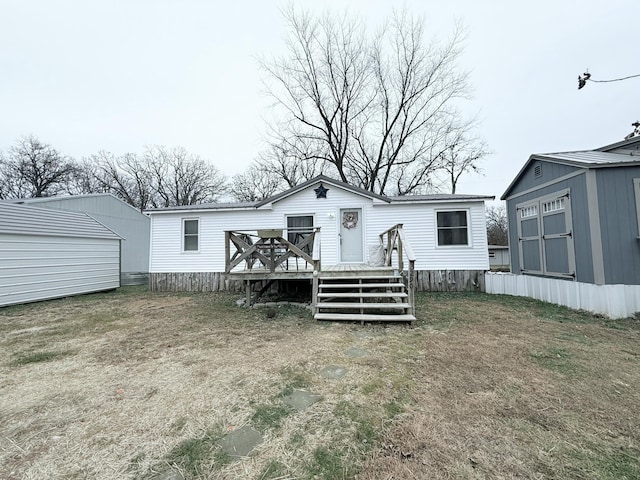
[319,282,405,289]
[316,302,411,309]
[314,313,416,322]
[317,292,407,298]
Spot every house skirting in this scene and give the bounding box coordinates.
[149,270,486,293]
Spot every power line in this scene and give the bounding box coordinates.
[578,71,640,89]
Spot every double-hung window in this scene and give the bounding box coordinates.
[437,210,469,246]
[183,218,199,252]
[287,215,314,254]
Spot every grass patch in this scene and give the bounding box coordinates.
[2,288,639,480]
[306,446,353,480]
[251,404,294,431]
[162,429,228,478]
[334,401,377,448]
[567,444,640,479]
[11,349,73,366]
[530,346,580,374]
[258,459,288,479]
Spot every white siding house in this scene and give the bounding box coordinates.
[147,176,493,292]
[0,202,121,307]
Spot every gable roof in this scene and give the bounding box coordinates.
[501,140,640,200]
[9,193,145,217]
[254,175,390,207]
[145,175,493,214]
[0,202,122,239]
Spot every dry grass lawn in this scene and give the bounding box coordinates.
[0,287,638,479]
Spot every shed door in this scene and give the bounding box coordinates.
[339,208,363,263]
[517,191,575,279]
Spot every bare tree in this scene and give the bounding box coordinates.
[0,136,77,198]
[437,123,489,193]
[230,168,282,202]
[88,151,156,210]
[486,205,508,246]
[144,146,227,207]
[261,7,485,195]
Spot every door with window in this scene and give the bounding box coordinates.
[517,190,575,279]
[339,208,363,262]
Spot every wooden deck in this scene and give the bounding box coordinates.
[225,225,416,323]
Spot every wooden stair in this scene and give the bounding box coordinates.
[314,274,415,324]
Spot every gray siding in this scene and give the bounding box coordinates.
[507,160,582,197]
[12,195,150,275]
[596,166,640,284]
[506,173,594,282]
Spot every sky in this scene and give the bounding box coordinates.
[0,0,637,202]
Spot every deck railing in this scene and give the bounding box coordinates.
[224,228,321,274]
[379,224,417,314]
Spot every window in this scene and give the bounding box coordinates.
[543,198,565,213]
[183,219,199,251]
[437,210,469,246]
[520,205,538,218]
[287,215,314,252]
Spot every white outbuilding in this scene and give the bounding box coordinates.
[0,202,121,307]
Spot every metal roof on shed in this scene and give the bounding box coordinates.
[0,202,121,239]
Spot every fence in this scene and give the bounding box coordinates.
[485,272,640,319]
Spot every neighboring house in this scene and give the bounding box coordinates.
[501,136,640,284]
[147,174,493,322]
[0,202,121,307]
[488,245,510,270]
[11,194,150,285]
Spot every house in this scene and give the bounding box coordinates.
[10,194,150,285]
[501,136,640,285]
[147,175,493,322]
[0,202,121,307]
[488,245,510,270]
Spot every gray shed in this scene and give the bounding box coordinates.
[11,194,150,284]
[0,202,121,307]
[501,136,640,285]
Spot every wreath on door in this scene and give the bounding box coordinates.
[342,211,358,229]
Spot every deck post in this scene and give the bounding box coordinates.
[311,271,318,315]
[224,231,231,273]
[246,280,252,307]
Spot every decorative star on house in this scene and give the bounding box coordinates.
[314,183,329,199]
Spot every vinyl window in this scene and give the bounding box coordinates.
[183,218,199,252]
[437,210,469,246]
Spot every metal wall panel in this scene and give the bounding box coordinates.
[596,167,640,284]
[0,235,120,307]
[10,195,150,275]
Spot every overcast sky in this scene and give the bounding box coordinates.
[1,0,637,201]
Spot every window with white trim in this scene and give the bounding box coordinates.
[520,205,538,218]
[287,215,314,253]
[542,198,565,213]
[183,218,199,252]
[437,210,469,246]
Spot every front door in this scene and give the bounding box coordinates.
[339,208,363,262]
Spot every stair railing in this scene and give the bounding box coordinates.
[379,224,416,315]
